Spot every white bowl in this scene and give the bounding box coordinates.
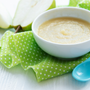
[32,7,90,58]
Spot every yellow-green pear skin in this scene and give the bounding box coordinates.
[12,0,56,31]
[48,0,56,10]
[21,23,32,31]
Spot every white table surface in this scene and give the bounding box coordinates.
[0,0,90,90]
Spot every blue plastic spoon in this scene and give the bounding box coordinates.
[72,57,90,81]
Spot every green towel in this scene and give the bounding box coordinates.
[0,31,90,82]
[69,0,90,10]
[79,0,90,10]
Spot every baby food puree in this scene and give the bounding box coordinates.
[38,17,90,44]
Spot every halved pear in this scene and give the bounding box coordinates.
[0,3,12,29]
[12,0,56,31]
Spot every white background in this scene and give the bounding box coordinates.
[0,0,90,90]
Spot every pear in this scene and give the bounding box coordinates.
[0,3,12,29]
[12,0,56,31]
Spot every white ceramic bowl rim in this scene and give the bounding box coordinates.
[32,7,90,46]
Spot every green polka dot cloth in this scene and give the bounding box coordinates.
[0,31,20,67]
[79,0,90,10]
[0,31,90,82]
[69,0,90,10]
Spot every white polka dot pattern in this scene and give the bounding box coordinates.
[69,0,90,10]
[0,31,90,82]
[0,31,20,67]
[13,32,47,70]
[79,0,90,10]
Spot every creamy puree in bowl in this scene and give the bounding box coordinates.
[38,17,90,44]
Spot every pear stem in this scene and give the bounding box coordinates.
[15,25,22,33]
